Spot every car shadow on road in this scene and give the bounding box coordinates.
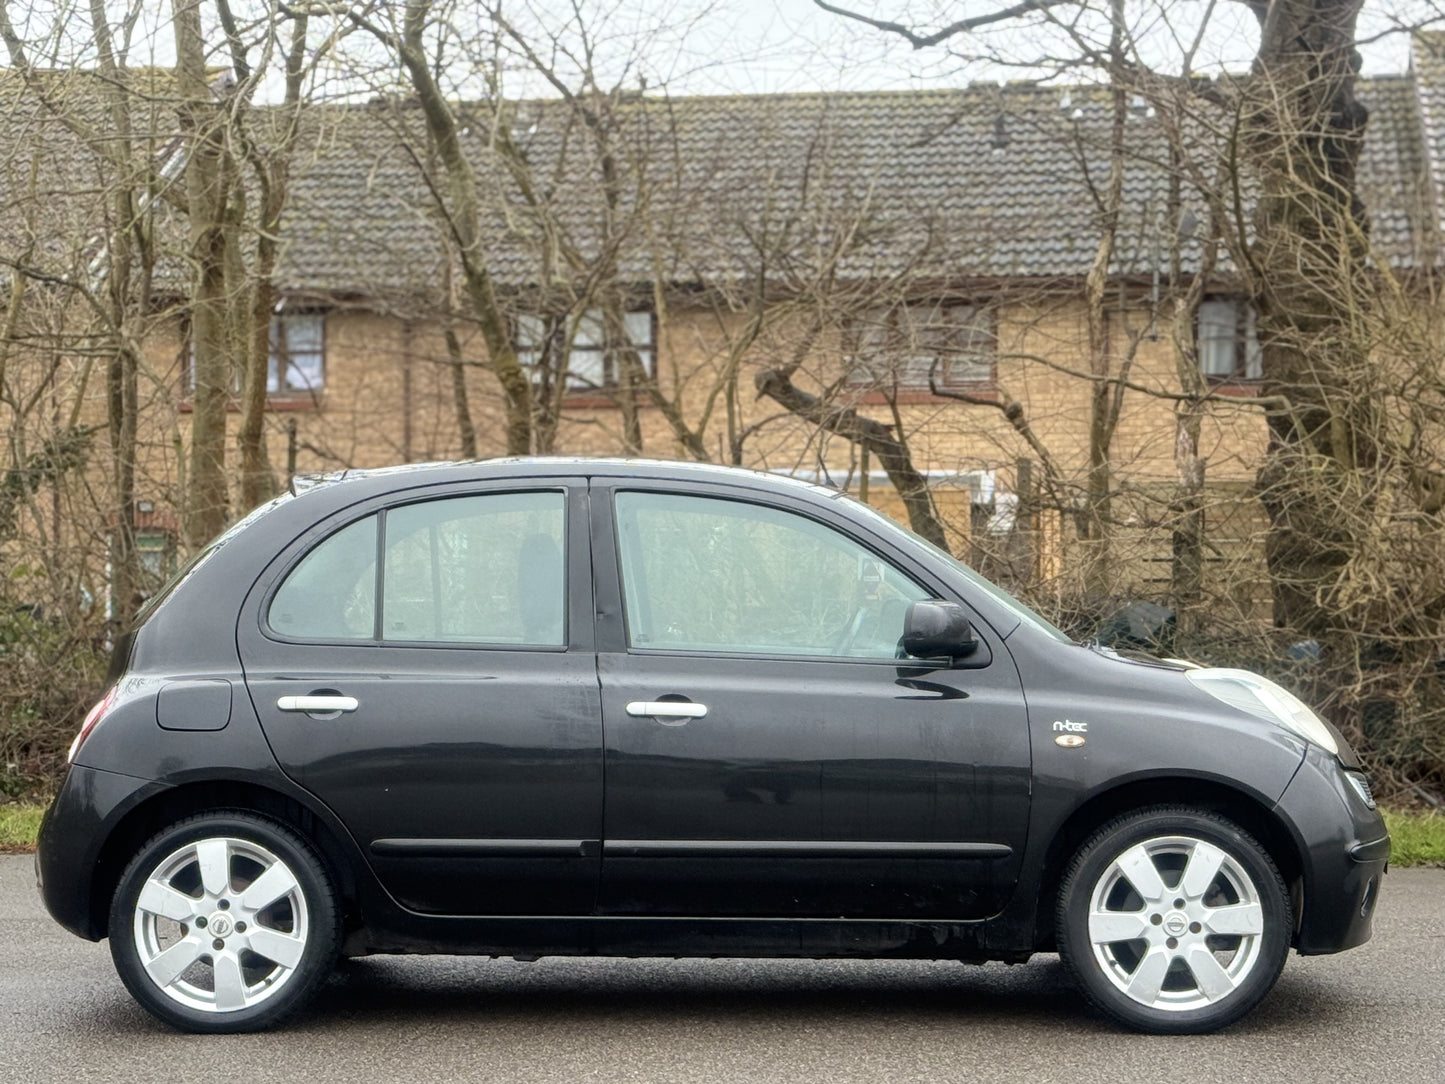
[71,952,1363,1040]
[271,953,1359,1038]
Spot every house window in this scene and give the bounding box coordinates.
[516,309,655,391]
[1197,298,1262,381]
[852,303,994,388]
[136,529,177,590]
[268,314,325,395]
[183,313,325,398]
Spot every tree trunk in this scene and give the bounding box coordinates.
[444,325,478,458]
[1170,422,1206,613]
[1077,5,1130,600]
[238,266,278,510]
[1244,0,1373,635]
[237,16,311,511]
[86,1,145,622]
[395,1,532,455]
[174,0,233,543]
[106,344,139,621]
[611,309,645,456]
[1168,171,1216,620]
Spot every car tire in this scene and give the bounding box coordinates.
[1056,805,1291,1034]
[108,810,341,1033]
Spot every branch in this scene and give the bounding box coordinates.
[0,0,27,67]
[214,0,252,81]
[992,349,1289,409]
[755,366,948,549]
[927,374,1068,502]
[813,0,1075,49]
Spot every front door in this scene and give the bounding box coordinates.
[238,482,602,916]
[592,484,1032,920]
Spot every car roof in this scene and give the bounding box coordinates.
[292,457,844,501]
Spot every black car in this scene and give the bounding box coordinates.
[36,459,1388,1034]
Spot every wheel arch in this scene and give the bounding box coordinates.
[1031,777,1304,951]
[89,780,363,943]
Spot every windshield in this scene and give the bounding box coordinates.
[837,492,1074,643]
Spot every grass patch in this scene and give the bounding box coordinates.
[1383,808,1445,868]
[0,801,1441,865]
[0,802,47,852]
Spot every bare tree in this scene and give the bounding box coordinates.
[1,1,169,621]
[812,0,1429,630]
[172,0,236,544]
[348,0,534,455]
[1241,0,1377,635]
[172,2,345,525]
[235,5,319,510]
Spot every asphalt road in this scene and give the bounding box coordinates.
[2,856,1441,1084]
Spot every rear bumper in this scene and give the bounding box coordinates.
[1274,747,1389,955]
[35,764,164,941]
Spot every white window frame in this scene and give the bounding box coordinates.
[1197,298,1263,381]
[184,312,326,398]
[267,313,326,395]
[516,308,656,391]
[852,302,995,389]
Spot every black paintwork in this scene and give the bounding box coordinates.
[35,458,1389,963]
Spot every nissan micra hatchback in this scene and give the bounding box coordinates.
[37,459,1388,1034]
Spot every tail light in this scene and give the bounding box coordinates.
[68,686,119,763]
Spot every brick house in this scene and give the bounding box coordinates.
[5,39,1445,614]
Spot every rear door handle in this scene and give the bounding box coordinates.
[277,695,359,714]
[626,701,707,720]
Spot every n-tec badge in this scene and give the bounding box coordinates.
[1052,719,1087,733]
[1055,734,1087,748]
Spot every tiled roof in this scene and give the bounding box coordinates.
[4,53,1443,303]
[274,69,1439,301]
[1410,31,1445,249]
[0,70,194,290]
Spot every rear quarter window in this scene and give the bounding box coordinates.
[267,516,378,639]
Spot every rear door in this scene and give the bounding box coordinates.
[238,480,602,916]
[592,481,1032,919]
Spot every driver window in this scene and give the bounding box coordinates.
[615,491,928,658]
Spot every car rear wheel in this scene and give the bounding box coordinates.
[108,811,340,1032]
[1056,806,1291,1033]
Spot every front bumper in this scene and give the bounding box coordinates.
[35,763,165,941]
[1273,746,1389,955]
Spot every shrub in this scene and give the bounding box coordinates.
[0,601,108,799]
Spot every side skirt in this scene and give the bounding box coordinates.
[343,915,1026,964]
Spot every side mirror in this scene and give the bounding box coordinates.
[901,600,980,663]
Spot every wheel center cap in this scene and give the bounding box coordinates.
[1163,910,1189,937]
[208,913,233,937]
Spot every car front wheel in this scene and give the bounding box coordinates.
[108,811,340,1032]
[1056,806,1291,1033]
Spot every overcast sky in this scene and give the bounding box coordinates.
[482,0,1427,98]
[6,1,1430,100]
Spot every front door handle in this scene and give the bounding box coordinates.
[626,701,708,720]
[277,694,359,714]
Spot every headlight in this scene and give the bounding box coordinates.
[1185,668,1339,756]
[1343,770,1377,810]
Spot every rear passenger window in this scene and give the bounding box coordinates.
[266,491,566,646]
[382,492,565,644]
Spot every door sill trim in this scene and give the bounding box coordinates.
[603,840,1012,859]
[371,838,597,858]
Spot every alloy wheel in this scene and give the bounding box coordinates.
[130,835,311,1014]
[1085,833,1265,1012]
